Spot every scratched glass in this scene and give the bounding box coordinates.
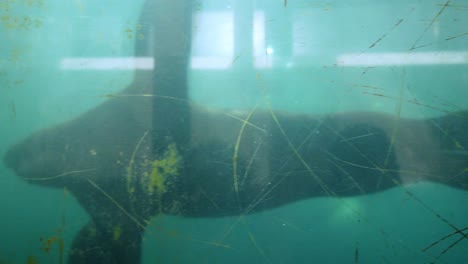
[0,0,467,263]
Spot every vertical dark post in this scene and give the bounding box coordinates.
[135,0,193,151]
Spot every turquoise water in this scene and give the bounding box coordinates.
[1,0,467,263]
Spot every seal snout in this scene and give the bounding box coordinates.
[3,144,19,171]
[3,138,44,178]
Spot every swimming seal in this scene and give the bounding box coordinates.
[3,0,468,263]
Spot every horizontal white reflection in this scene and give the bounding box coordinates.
[60,57,154,70]
[337,51,468,66]
[60,56,233,70]
[191,56,233,69]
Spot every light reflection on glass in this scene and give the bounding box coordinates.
[60,57,154,70]
[59,9,468,71]
[337,51,468,66]
[191,11,234,69]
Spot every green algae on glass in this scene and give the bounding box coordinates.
[0,0,44,30]
[147,143,181,195]
[125,134,182,215]
[124,22,144,40]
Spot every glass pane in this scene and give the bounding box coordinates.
[1,0,467,263]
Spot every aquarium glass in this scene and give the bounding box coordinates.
[1,0,467,263]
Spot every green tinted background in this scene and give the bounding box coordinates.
[1,0,467,263]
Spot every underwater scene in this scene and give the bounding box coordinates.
[0,0,467,263]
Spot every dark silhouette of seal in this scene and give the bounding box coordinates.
[3,0,468,263]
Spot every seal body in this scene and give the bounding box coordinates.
[4,97,468,263]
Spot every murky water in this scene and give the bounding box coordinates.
[1,0,467,263]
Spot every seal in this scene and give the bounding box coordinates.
[3,0,468,263]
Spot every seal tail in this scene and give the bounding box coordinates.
[429,111,468,190]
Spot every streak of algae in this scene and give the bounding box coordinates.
[113,225,121,241]
[26,256,37,264]
[146,143,181,195]
[125,136,182,215]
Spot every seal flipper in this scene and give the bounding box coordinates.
[68,220,143,264]
[65,2,194,261]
